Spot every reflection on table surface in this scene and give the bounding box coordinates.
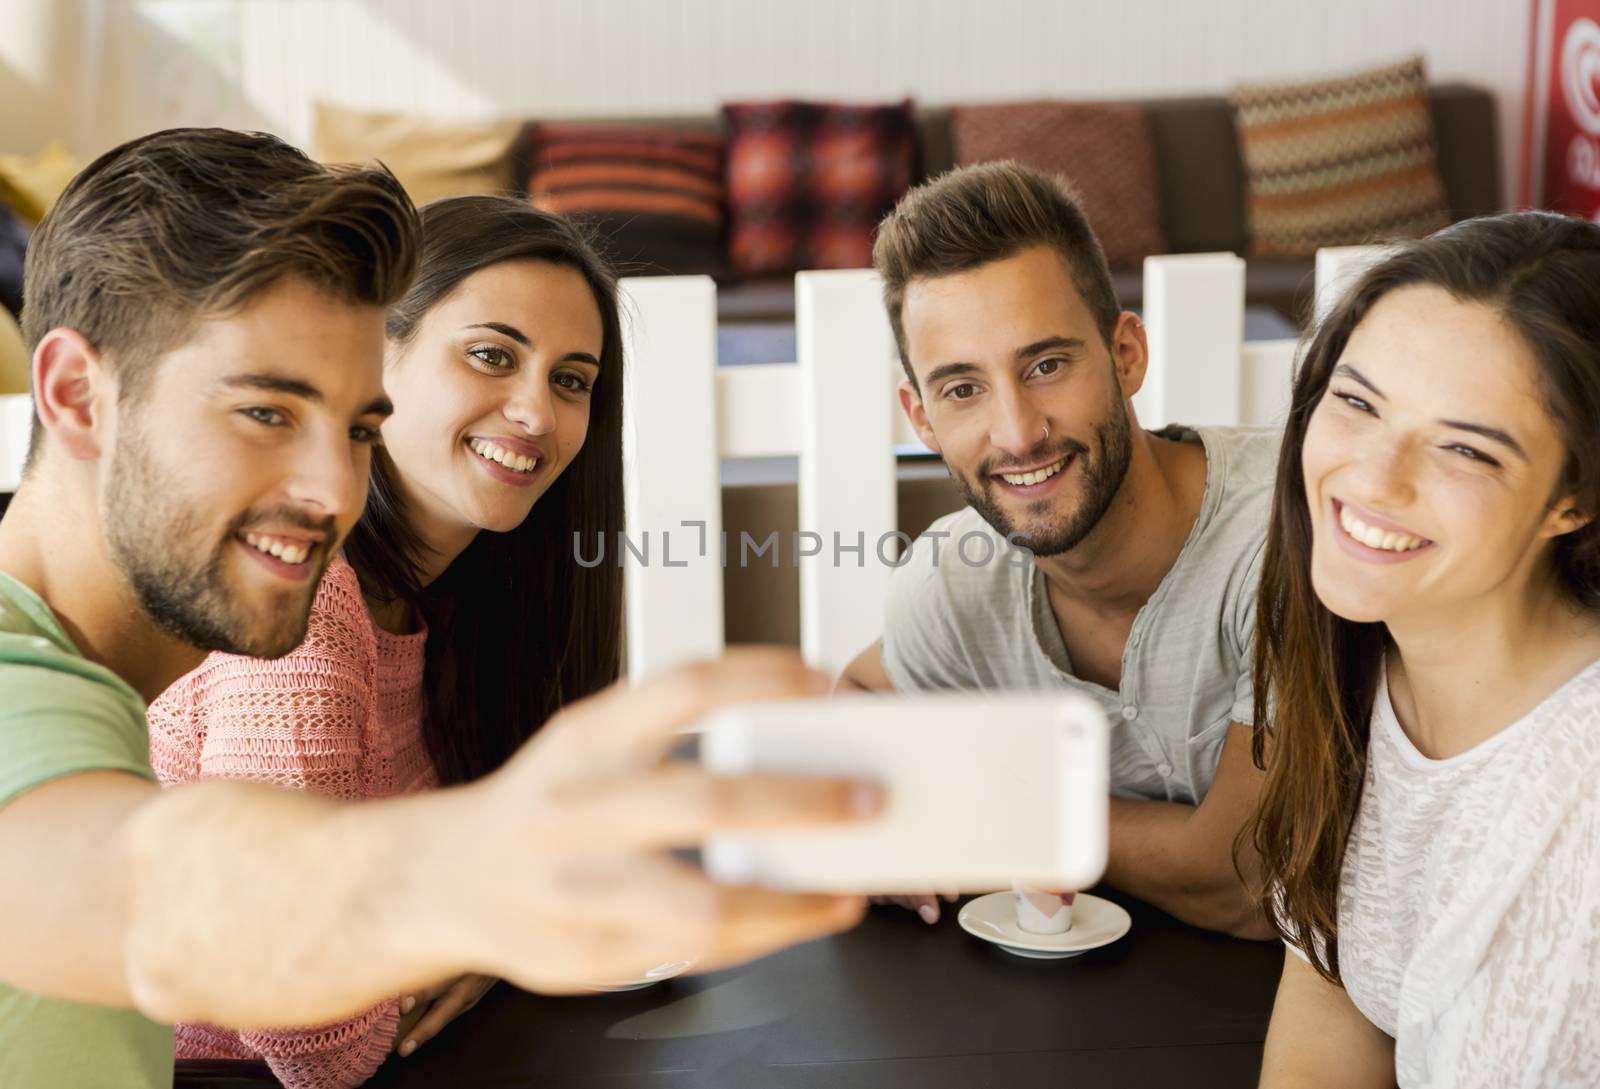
[175,887,1282,1089]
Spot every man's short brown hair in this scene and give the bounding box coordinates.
[872,160,1122,386]
[22,127,420,461]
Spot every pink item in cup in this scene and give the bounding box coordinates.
[1012,882,1074,934]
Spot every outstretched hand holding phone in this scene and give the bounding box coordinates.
[1,649,882,1031]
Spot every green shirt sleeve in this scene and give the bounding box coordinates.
[0,576,155,810]
[0,667,156,809]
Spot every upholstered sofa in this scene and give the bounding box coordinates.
[712,83,1501,329]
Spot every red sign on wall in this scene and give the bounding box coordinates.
[1526,0,1600,217]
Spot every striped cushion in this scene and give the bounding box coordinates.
[1231,56,1451,258]
[523,123,726,276]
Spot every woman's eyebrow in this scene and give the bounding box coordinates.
[464,323,599,367]
[1334,363,1528,461]
[1332,363,1383,397]
[1437,419,1528,461]
[464,321,530,347]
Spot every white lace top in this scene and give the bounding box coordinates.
[1307,658,1600,1088]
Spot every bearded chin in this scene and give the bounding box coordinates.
[955,400,1134,558]
[101,427,313,658]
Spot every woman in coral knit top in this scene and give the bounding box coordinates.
[147,195,625,1089]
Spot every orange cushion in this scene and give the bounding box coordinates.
[523,123,726,276]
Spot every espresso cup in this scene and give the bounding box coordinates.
[1012,882,1074,934]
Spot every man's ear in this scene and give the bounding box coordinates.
[898,380,940,454]
[32,328,112,462]
[1109,311,1149,400]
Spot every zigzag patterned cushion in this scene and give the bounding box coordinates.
[1231,56,1452,258]
[951,100,1167,270]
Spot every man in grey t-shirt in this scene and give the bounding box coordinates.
[842,162,1277,938]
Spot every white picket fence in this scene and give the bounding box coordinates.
[618,269,902,683]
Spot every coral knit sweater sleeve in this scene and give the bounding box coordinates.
[146,554,436,1089]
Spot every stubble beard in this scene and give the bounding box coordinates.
[102,421,327,659]
[953,395,1134,559]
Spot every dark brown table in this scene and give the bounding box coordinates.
[347,889,1280,1089]
[177,890,1280,1089]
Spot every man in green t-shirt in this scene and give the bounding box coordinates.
[0,129,875,1088]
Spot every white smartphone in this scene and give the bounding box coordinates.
[696,692,1108,894]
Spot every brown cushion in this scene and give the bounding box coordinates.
[722,100,915,276]
[951,101,1167,269]
[1231,56,1452,258]
[522,122,726,276]
[311,101,519,206]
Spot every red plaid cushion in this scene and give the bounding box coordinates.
[722,100,915,276]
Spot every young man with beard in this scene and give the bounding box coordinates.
[842,162,1276,939]
[0,129,874,1088]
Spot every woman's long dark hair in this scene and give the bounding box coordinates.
[343,196,624,786]
[1246,212,1600,983]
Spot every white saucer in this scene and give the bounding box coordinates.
[958,892,1131,959]
[583,959,696,992]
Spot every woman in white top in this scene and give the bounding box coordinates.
[1248,211,1600,1089]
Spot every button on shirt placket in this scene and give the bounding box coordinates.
[1121,702,1172,775]
[1122,629,1179,798]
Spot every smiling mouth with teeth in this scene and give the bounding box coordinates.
[469,438,540,475]
[242,531,312,566]
[1337,503,1432,553]
[998,456,1069,487]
